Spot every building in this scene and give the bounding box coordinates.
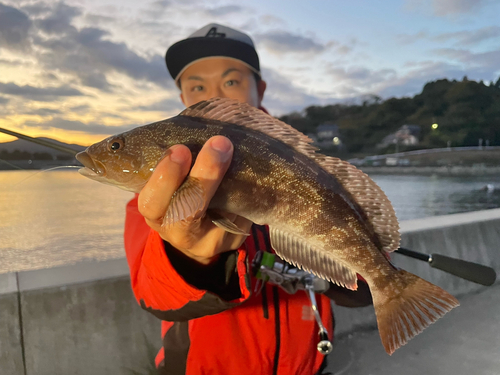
[315,122,342,149]
[377,124,421,149]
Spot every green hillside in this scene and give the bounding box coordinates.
[279,77,500,156]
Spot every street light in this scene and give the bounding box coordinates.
[432,123,438,130]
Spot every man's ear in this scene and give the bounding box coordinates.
[257,80,267,103]
[180,92,186,107]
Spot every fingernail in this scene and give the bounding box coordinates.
[168,145,187,164]
[210,136,233,162]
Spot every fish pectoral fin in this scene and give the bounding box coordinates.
[208,210,250,236]
[163,177,205,227]
[269,227,358,290]
[372,269,459,355]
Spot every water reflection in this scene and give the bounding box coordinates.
[371,174,500,222]
[0,170,133,273]
[1,170,500,273]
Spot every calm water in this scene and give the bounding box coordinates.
[1,170,500,274]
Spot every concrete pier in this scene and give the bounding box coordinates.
[328,208,500,375]
[327,284,500,375]
[1,208,499,375]
[0,259,160,375]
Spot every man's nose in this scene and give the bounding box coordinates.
[210,86,225,99]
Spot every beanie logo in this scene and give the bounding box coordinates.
[205,27,226,38]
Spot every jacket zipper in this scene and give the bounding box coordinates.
[261,285,269,319]
[252,225,280,372]
[272,286,281,375]
[252,225,270,320]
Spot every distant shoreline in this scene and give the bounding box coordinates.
[361,165,500,176]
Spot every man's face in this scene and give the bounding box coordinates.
[179,58,266,108]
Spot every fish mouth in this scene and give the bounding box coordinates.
[76,151,106,177]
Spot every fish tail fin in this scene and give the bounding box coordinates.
[372,269,459,355]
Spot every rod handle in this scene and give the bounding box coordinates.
[430,253,497,286]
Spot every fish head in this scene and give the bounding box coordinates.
[76,128,164,193]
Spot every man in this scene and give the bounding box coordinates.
[124,23,371,375]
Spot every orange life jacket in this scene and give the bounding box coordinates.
[124,195,334,374]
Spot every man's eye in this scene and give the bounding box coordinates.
[192,85,204,92]
[225,80,239,87]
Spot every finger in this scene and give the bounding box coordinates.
[189,135,233,208]
[138,144,192,222]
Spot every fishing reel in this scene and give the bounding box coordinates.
[251,251,334,355]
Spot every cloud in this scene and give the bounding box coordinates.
[0,58,33,66]
[35,2,81,35]
[24,107,62,116]
[256,30,330,54]
[79,71,116,92]
[206,5,244,16]
[0,3,32,51]
[261,67,326,115]
[26,117,137,135]
[84,13,115,26]
[322,59,487,100]
[39,72,59,82]
[0,82,84,102]
[20,2,52,16]
[406,0,495,16]
[141,0,171,18]
[134,97,184,113]
[434,47,500,74]
[375,60,491,98]
[430,0,492,16]
[1,2,173,95]
[259,14,287,27]
[433,26,500,46]
[35,22,172,90]
[326,65,397,96]
[397,27,500,47]
[0,96,9,104]
[70,104,91,113]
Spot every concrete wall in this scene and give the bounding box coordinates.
[0,273,24,375]
[1,209,499,374]
[333,208,500,336]
[1,259,161,375]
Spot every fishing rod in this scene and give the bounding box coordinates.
[395,247,496,286]
[0,127,79,156]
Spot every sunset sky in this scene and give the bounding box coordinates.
[0,0,499,146]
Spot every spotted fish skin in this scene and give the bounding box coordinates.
[76,98,459,355]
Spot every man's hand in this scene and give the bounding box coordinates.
[138,136,253,265]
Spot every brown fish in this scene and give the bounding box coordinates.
[76,97,459,354]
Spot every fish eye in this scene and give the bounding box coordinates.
[108,138,124,152]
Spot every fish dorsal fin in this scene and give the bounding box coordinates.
[180,98,318,155]
[270,227,358,290]
[316,156,400,252]
[181,98,400,252]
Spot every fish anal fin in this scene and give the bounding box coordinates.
[208,209,250,236]
[372,269,459,355]
[269,227,358,290]
[163,177,205,227]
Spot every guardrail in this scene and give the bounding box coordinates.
[349,146,500,163]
